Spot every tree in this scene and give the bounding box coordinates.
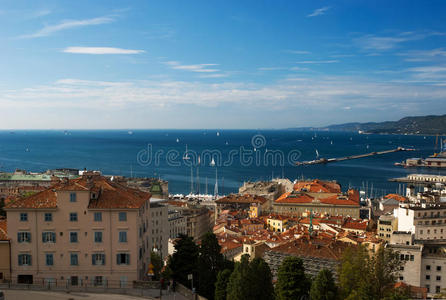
[309,269,337,300]
[338,246,404,300]
[197,232,225,300]
[168,234,199,288]
[227,255,274,300]
[275,256,310,300]
[150,250,163,280]
[215,269,232,300]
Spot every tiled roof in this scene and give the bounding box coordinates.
[384,193,407,202]
[216,194,268,205]
[293,179,341,193]
[0,218,9,240]
[275,189,359,206]
[5,175,151,210]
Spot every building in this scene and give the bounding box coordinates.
[0,218,10,282]
[238,179,293,209]
[215,194,269,214]
[168,208,187,239]
[378,214,398,242]
[267,215,288,232]
[149,201,168,259]
[183,206,213,241]
[5,174,151,286]
[273,185,360,219]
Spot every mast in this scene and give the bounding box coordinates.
[190,166,194,195]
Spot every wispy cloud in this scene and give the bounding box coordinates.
[296,60,339,64]
[166,61,220,73]
[307,6,331,18]
[354,31,445,52]
[258,67,285,71]
[399,48,446,62]
[63,47,144,55]
[19,16,114,38]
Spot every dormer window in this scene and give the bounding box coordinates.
[70,193,77,202]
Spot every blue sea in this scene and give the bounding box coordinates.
[0,130,444,195]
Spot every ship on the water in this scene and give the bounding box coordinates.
[395,137,446,168]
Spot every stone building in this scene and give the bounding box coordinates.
[149,201,168,259]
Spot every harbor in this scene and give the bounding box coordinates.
[296,147,415,166]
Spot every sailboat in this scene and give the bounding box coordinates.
[176,138,180,143]
[216,132,220,137]
[210,157,216,167]
[315,149,320,159]
[183,144,190,160]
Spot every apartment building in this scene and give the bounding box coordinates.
[378,214,398,242]
[149,202,168,258]
[168,209,187,239]
[0,219,10,281]
[5,174,151,287]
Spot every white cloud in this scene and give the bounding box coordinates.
[166,61,220,73]
[19,16,114,38]
[284,50,311,55]
[63,47,144,55]
[307,6,331,18]
[354,31,445,52]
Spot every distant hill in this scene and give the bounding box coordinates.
[294,115,446,135]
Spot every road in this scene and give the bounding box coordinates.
[2,290,188,300]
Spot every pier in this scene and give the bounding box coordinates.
[296,147,414,166]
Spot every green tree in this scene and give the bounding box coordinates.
[275,256,310,300]
[215,269,232,300]
[338,246,404,300]
[150,250,163,280]
[309,269,337,300]
[197,232,225,300]
[168,234,199,288]
[227,255,274,300]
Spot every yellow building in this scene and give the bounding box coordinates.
[249,203,261,218]
[267,215,288,232]
[378,214,398,242]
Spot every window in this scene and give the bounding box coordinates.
[17,232,31,243]
[70,253,78,266]
[69,212,78,222]
[437,266,442,271]
[70,192,76,202]
[437,286,441,293]
[399,276,403,281]
[20,213,28,222]
[45,254,54,266]
[42,232,56,243]
[410,255,414,261]
[116,253,130,265]
[427,265,431,270]
[18,254,31,266]
[94,212,102,222]
[70,232,78,243]
[119,212,127,221]
[426,275,431,280]
[437,276,441,281]
[426,285,430,293]
[92,253,105,265]
[44,213,52,222]
[119,231,127,243]
[94,276,103,286]
[94,231,102,243]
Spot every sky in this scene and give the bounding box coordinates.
[1,0,446,129]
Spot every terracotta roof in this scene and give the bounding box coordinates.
[0,219,8,240]
[5,175,151,210]
[216,194,268,205]
[384,193,407,202]
[294,179,341,193]
[275,189,359,206]
[269,236,353,261]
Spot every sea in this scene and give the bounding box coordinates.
[0,129,445,196]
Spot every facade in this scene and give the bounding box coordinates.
[267,215,288,232]
[5,174,151,286]
[168,209,187,239]
[149,202,168,258]
[216,194,269,214]
[378,214,398,242]
[273,188,360,219]
[0,219,10,281]
[183,206,213,241]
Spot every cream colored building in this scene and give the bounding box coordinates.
[5,174,151,287]
[267,215,288,232]
[0,219,10,281]
[378,214,398,242]
[149,201,168,259]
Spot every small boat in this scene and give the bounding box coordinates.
[216,132,220,136]
[176,138,180,143]
[330,140,333,145]
[128,131,133,135]
[183,144,190,160]
[210,157,216,167]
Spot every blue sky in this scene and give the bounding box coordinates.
[1,0,446,129]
